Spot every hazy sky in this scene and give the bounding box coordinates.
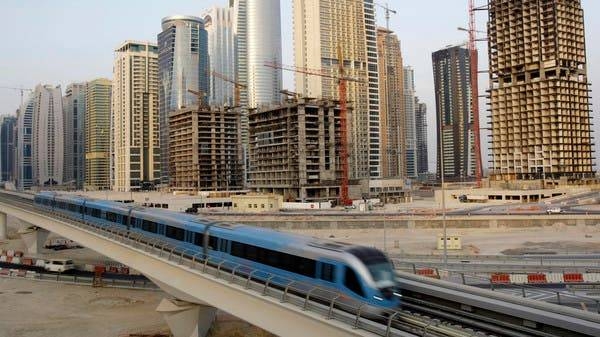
[1,0,599,170]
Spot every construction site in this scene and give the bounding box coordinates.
[168,105,244,192]
[248,97,358,203]
[488,0,594,182]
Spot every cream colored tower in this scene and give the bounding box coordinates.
[85,78,112,191]
[293,0,380,180]
[112,41,160,191]
[377,27,405,179]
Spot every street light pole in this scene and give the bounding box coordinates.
[439,91,448,267]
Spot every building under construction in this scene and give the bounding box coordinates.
[488,0,594,181]
[248,98,353,202]
[169,105,244,192]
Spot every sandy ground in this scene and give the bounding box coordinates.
[0,278,166,337]
[290,224,600,255]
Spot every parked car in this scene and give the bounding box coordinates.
[44,258,75,273]
[546,207,563,214]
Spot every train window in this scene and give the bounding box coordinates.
[142,220,158,233]
[165,225,185,241]
[193,233,204,247]
[321,263,335,282]
[208,236,218,250]
[90,208,101,218]
[246,245,257,260]
[218,239,229,252]
[295,256,316,277]
[121,216,129,226]
[230,241,244,257]
[130,217,139,228]
[106,212,118,223]
[344,267,364,297]
[69,204,77,212]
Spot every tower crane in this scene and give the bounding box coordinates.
[210,70,247,108]
[468,0,483,186]
[265,47,362,206]
[0,86,32,107]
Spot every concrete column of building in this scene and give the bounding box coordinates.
[156,298,217,337]
[297,104,307,201]
[18,226,50,254]
[0,212,7,240]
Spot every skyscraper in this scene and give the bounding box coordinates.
[16,98,34,190]
[112,41,160,192]
[377,27,405,178]
[232,0,248,110]
[158,16,208,185]
[293,0,380,180]
[432,45,475,180]
[63,83,86,189]
[246,0,282,108]
[204,6,235,106]
[85,78,112,191]
[488,0,594,180]
[0,115,16,182]
[17,85,64,188]
[414,97,429,175]
[403,66,417,178]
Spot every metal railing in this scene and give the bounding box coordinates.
[394,260,600,314]
[46,213,420,337]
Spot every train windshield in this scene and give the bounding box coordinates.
[348,247,396,287]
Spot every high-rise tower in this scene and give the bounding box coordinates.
[246,0,282,108]
[158,16,208,185]
[63,83,86,189]
[403,66,417,178]
[0,115,16,182]
[85,78,112,191]
[293,0,380,179]
[377,27,405,178]
[204,6,236,106]
[414,97,429,175]
[488,0,594,180]
[112,41,160,192]
[433,45,475,181]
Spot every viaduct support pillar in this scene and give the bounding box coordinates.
[19,225,49,254]
[0,212,7,240]
[156,298,216,337]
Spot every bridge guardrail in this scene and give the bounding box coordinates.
[393,260,600,313]
[57,214,418,337]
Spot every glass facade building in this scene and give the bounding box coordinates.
[158,16,209,185]
[0,115,16,182]
[63,83,86,189]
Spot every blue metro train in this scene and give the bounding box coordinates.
[34,191,400,310]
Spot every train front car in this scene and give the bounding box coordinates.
[344,246,400,310]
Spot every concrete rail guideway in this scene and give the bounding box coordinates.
[2,190,600,337]
[0,195,387,337]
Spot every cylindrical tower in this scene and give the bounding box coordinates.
[246,0,282,108]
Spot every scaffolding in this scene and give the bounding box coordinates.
[488,0,594,180]
[248,98,351,203]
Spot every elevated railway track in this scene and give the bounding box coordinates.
[1,191,599,336]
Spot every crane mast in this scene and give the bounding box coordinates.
[468,0,483,186]
[264,55,362,206]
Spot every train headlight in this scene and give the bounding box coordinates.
[373,295,383,301]
[393,292,402,298]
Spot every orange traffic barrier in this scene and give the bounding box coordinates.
[527,273,547,284]
[416,268,440,279]
[491,273,511,284]
[564,273,584,283]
